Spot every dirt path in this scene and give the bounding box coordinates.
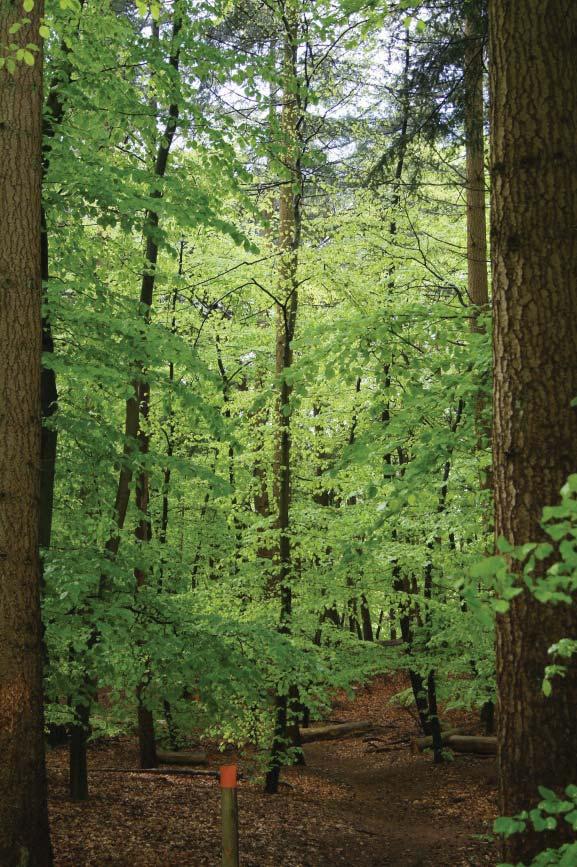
[297,738,496,866]
[48,676,498,866]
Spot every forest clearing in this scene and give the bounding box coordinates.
[1,0,577,865]
[47,676,497,866]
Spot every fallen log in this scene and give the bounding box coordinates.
[299,720,372,744]
[411,728,465,754]
[92,767,247,780]
[371,738,411,753]
[156,749,208,766]
[445,735,497,755]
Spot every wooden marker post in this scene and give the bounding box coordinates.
[220,764,239,867]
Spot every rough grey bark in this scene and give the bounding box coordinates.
[490,1,577,861]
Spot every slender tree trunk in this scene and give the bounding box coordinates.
[133,12,182,770]
[0,4,53,863]
[40,10,86,754]
[464,5,492,498]
[422,559,442,761]
[134,373,157,769]
[360,596,373,641]
[39,207,58,555]
[252,44,277,566]
[464,10,494,728]
[422,399,464,759]
[464,11,488,314]
[39,1,85,560]
[382,365,430,734]
[216,334,246,572]
[69,702,90,801]
[252,380,273,560]
[72,11,182,784]
[489,2,577,861]
[158,245,182,581]
[345,378,373,641]
[39,1,85,556]
[396,568,431,736]
[265,0,302,795]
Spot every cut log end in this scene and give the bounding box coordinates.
[446,735,497,755]
[410,728,465,754]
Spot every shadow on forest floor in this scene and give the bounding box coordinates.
[47,674,497,866]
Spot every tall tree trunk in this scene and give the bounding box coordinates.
[0,4,53,864]
[464,9,494,729]
[40,9,86,754]
[464,10,488,314]
[158,241,182,583]
[39,1,85,559]
[489,2,577,861]
[42,20,100,796]
[158,249,182,749]
[39,0,84,559]
[382,365,430,734]
[133,11,182,770]
[72,10,182,786]
[134,372,157,769]
[265,0,302,795]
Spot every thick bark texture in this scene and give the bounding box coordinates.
[490,1,577,860]
[0,4,53,863]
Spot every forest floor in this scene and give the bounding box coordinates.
[47,674,498,866]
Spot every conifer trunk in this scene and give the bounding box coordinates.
[464,10,488,313]
[0,3,53,863]
[489,2,577,861]
[463,8,493,730]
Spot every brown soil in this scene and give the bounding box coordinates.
[48,675,498,866]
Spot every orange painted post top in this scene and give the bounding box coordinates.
[220,765,238,789]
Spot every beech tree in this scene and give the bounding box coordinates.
[264,0,302,795]
[14,2,577,860]
[0,2,53,864]
[490,0,577,861]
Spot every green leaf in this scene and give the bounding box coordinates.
[497,536,514,554]
[493,816,526,837]
[538,785,558,802]
[470,555,505,579]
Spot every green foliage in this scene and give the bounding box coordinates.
[39,0,496,776]
[496,785,577,867]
